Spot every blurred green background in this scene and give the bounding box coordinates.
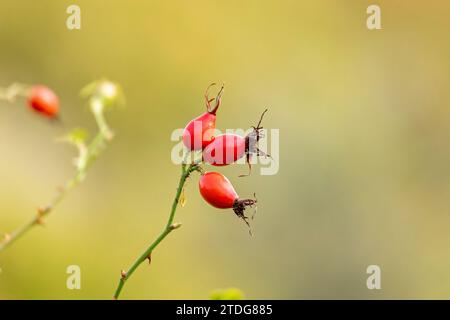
[1,0,450,299]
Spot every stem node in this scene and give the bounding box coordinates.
[169,222,182,230]
[37,206,50,216]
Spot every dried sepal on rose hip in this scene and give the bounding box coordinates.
[27,85,60,118]
[202,109,270,176]
[182,83,224,151]
[199,171,256,234]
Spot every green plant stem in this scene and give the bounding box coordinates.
[0,132,108,252]
[113,162,199,300]
[0,174,79,251]
[93,106,113,141]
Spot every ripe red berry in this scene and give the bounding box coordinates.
[28,85,59,118]
[182,84,224,150]
[202,109,270,176]
[202,133,246,166]
[199,172,256,229]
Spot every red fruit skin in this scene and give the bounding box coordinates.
[182,112,216,150]
[199,172,238,209]
[28,85,59,118]
[203,133,246,166]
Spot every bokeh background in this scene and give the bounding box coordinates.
[1,0,450,299]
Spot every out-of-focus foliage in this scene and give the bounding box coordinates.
[1,0,450,299]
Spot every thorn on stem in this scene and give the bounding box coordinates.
[35,216,45,226]
[147,254,152,265]
[2,233,11,243]
[37,206,51,216]
[120,270,127,279]
[104,130,115,142]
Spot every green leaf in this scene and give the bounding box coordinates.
[57,127,89,146]
[80,81,99,98]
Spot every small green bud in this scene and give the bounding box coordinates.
[97,81,119,107]
[81,79,124,110]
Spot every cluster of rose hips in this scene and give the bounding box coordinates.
[182,84,269,232]
[8,82,268,234]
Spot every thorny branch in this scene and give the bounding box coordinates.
[0,80,121,252]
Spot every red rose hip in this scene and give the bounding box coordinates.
[203,110,271,177]
[199,172,256,230]
[199,171,238,209]
[182,83,224,150]
[28,85,59,118]
[202,133,246,166]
